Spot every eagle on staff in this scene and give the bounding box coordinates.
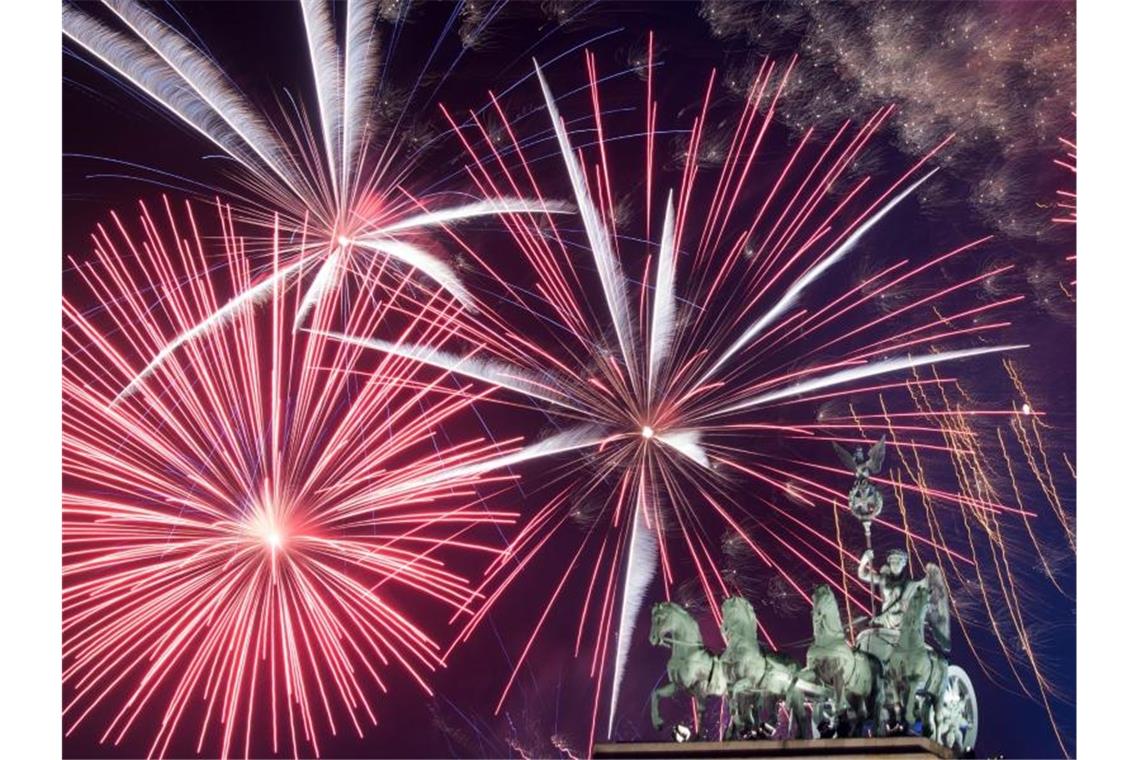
[833,435,888,482]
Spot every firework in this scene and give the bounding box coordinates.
[699,0,1076,242]
[63,200,526,759]
[1054,124,1076,295]
[63,0,567,401]
[1053,133,1077,226]
[886,360,1074,754]
[321,48,1046,749]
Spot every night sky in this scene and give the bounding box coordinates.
[63,2,1076,758]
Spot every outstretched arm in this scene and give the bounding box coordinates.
[857,549,878,583]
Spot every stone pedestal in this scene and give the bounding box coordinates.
[593,736,955,759]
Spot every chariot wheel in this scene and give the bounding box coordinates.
[939,665,978,754]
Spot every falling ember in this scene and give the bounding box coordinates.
[894,364,1074,756]
[63,200,520,759]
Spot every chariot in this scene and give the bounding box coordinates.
[648,586,978,755]
[646,438,979,755]
[843,580,979,755]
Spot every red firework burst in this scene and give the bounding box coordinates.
[63,199,521,759]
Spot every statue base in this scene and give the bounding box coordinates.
[594,736,955,759]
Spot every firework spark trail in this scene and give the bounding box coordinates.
[957,417,1070,757]
[1055,145,1076,300]
[607,475,660,736]
[932,393,1037,700]
[64,0,570,400]
[996,428,1067,597]
[1053,119,1076,296]
[884,401,1003,685]
[1004,360,1074,549]
[63,200,534,759]
[321,42,1046,746]
[887,401,1012,686]
[1053,135,1077,226]
[891,368,1073,756]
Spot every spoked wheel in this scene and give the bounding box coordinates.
[938,665,978,754]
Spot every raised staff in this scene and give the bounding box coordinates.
[833,435,887,617]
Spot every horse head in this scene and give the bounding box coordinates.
[811,585,846,644]
[720,596,758,646]
[649,602,697,649]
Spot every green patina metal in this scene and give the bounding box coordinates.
[644,439,978,755]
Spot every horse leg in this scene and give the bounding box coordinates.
[740,681,760,738]
[854,670,872,737]
[927,690,939,742]
[742,691,756,738]
[743,685,760,737]
[740,685,763,737]
[869,660,884,737]
[786,685,809,739]
[872,685,884,736]
[862,691,877,737]
[875,681,887,736]
[907,678,921,727]
[756,693,770,735]
[833,678,851,737]
[727,680,745,738]
[852,694,866,736]
[882,676,902,735]
[652,682,677,731]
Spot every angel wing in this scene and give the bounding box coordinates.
[832,441,858,474]
[867,434,888,474]
[924,563,951,653]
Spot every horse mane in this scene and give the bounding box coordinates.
[812,586,846,644]
[721,597,760,649]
